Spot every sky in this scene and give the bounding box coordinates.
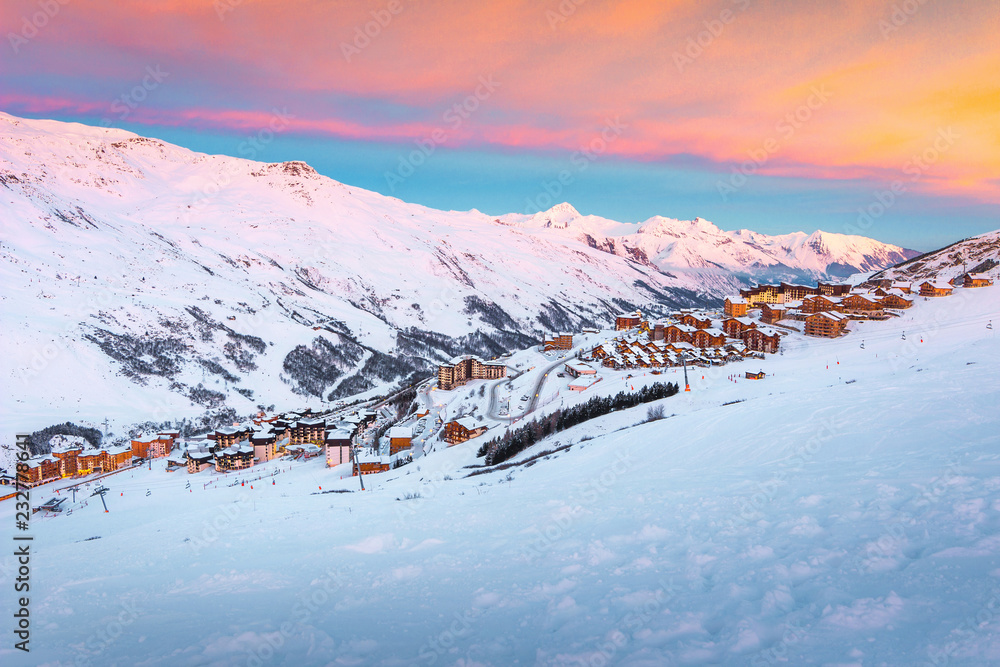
[1,0,998,250]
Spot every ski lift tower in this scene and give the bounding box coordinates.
[91,485,110,513]
[682,353,691,392]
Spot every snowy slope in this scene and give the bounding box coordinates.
[1,112,914,446]
[0,284,997,666]
[870,228,1000,285]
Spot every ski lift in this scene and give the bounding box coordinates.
[860,340,865,349]
[901,331,906,340]
[988,320,993,330]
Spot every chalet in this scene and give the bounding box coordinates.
[742,327,781,353]
[745,371,766,380]
[353,449,393,475]
[919,280,953,297]
[615,311,643,330]
[891,281,912,294]
[804,311,849,338]
[679,313,712,330]
[543,332,574,351]
[388,426,413,455]
[215,443,254,472]
[438,355,507,391]
[722,317,756,338]
[691,328,727,348]
[840,293,884,315]
[801,294,841,314]
[564,361,596,378]
[663,324,697,344]
[443,417,489,445]
[724,296,748,317]
[760,302,787,323]
[964,273,993,288]
[878,292,913,309]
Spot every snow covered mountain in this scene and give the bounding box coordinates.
[868,228,1000,284]
[0,113,915,437]
[500,204,918,288]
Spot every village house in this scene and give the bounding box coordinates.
[760,303,787,324]
[724,296,748,317]
[444,417,489,445]
[840,293,885,317]
[805,311,849,338]
[892,281,912,294]
[878,291,913,309]
[437,355,508,390]
[543,332,574,351]
[692,328,727,348]
[919,280,954,297]
[722,317,757,338]
[615,311,643,330]
[353,449,397,475]
[964,273,993,288]
[663,324,697,344]
[742,327,781,353]
[679,313,712,329]
[388,426,413,455]
[801,294,842,314]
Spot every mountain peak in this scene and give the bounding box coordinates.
[529,202,581,228]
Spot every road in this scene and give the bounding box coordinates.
[488,355,570,422]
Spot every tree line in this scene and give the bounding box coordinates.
[478,381,679,466]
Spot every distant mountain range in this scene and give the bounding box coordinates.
[869,229,1000,284]
[0,112,920,436]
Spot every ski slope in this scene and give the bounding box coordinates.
[1,286,998,666]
